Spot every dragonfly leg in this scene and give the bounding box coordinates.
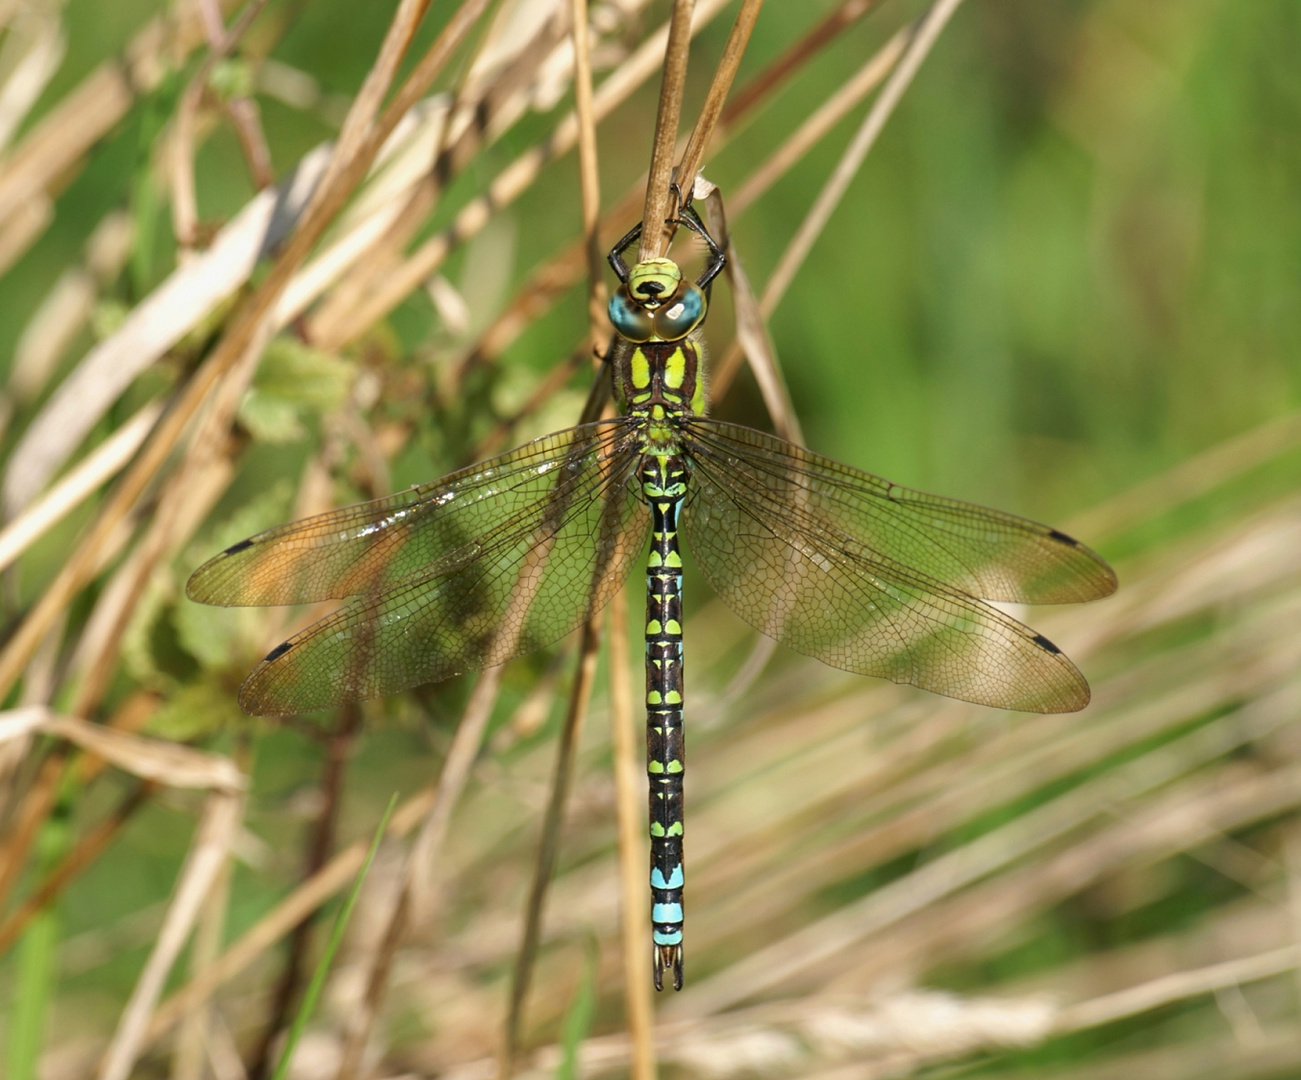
[608,221,642,283]
[673,206,726,291]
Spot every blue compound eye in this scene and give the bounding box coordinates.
[608,288,655,342]
[653,283,706,341]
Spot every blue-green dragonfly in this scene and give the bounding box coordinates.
[188,206,1116,990]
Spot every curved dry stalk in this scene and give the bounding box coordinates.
[673,0,764,202]
[607,585,656,1080]
[0,400,161,574]
[323,0,734,350]
[759,0,968,323]
[172,0,275,253]
[718,0,882,127]
[0,0,484,710]
[638,0,695,261]
[307,5,574,349]
[449,0,884,394]
[501,616,604,1076]
[571,0,607,354]
[333,667,502,1080]
[97,791,244,1080]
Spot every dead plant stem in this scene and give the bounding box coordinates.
[608,586,656,1079]
[674,0,764,200]
[638,0,695,261]
[501,615,605,1076]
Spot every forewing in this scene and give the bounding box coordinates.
[221,428,647,715]
[681,427,1094,713]
[187,422,634,607]
[682,420,1116,605]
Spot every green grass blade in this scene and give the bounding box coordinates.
[270,794,398,1080]
[6,907,59,1080]
[553,937,598,1080]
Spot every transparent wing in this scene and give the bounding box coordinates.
[191,423,648,715]
[682,420,1115,604]
[680,422,1107,712]
[188,422,635,606]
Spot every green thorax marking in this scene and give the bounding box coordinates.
[609,255,710,435]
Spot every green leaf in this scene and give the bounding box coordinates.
[256,337,355,413]
[6,909,59,1080]
[237,391,307,443]
[147,679,247,741]
[239,338,356,443]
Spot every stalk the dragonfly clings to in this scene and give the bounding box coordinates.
[188,204,1117,991]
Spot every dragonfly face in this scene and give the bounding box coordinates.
[188,203,1116,993]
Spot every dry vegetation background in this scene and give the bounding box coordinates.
[1,0,1300,1078]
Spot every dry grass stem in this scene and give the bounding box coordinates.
[727,18,909,220]
[758,0,966,324]
[1067,408,1301,541]
[451,1,890,393]
[701,187,801,443]
[570,0,608,354]
[638,0,695,261]
[172,0,275,253]
[323,0,733,350]
[502,616,604,1074]
[0,400,161,572]
[673,0,764,203]
[335,666,502,1077]
[607,585,657,1080]
[717,0,882,127]
[97,790,243,1080]
[0,0,478,705]
[0,707,244,791]
[1055,943,1301,1035]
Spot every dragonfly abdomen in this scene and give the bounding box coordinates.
[641,453,687,991]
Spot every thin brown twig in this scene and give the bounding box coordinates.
[638,0,695,261]
[141,785,439,1051]
[308,11,570,349]
[450,0,887,394]
[570,0,607,357]
[0,0,483,712]
[172,0,274,253]
[0,0,483,955]
[248,703,362,1080]
[718,0,882,128]
[710,22,913,399]
[320,0,734,352]
[500,616,605,1076]
[759,0,967,324]
[673,0,764,201]
[333,667,502,1080]
[607,585,656,1079]
[0,783,153,956]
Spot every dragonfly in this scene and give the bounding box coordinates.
[188,204,1117,991]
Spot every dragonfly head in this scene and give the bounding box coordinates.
[610,257,708,343]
